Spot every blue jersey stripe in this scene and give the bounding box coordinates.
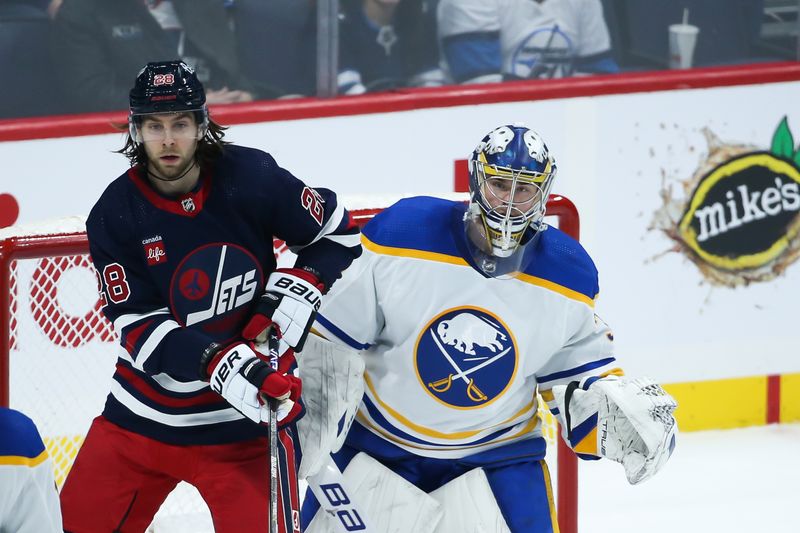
[315,314,371,350]
[537,357,617,384]
[441,31,503,83]
[361,394,518,448]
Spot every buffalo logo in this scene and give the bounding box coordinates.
[415,307,517,409]
[170,243,263,338]
[651,118,800,287]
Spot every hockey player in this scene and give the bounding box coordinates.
[59,60,362,533]
[302,125,677,532]
[438,0,619,83]
[0,407,62,532]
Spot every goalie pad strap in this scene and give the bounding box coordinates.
[562,380,581,443]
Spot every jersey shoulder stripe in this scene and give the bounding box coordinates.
[362,196,599,302]
[362,196,465,259]
[521,226,600,301]
[0,408,47,465]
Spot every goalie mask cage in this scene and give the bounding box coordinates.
[0,194,579,533]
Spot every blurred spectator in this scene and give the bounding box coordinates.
[51,0,278,114]
[338,0,445,94]
[438,0,619,83]
[232,0,317,97]
[0,1,59,119]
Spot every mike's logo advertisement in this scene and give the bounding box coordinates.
[651,117,800,287]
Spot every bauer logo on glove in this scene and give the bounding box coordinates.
[201,341,304,427]
[242,268,325,355]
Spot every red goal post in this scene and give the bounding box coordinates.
[0,193,580,533]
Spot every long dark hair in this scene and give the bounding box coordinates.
[114,116,230,168]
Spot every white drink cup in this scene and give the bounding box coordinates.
[668,23,699,69]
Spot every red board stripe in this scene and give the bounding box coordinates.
[454,159,469,193]
[767,374,781,424]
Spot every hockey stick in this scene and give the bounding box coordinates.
[266,329,280,533]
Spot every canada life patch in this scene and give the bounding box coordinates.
[143,235,167,266]
[414,307,517,409]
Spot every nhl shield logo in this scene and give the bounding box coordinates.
[181,197,196,213]
[415,307,517,409]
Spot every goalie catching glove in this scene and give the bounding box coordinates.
[200,341,303,427]
[553,376,677,485]
[242,268,325,356]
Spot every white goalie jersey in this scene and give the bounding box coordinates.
[314,197,620,460]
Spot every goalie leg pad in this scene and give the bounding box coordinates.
[296,334,365,479]
[305,452,442,533]
[430,468,511,533]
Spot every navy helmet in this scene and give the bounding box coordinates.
[128,60,208,143]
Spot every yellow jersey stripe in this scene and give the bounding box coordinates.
[356,411,540,452]
[363,235,595,307]
[364,371,535,440]
[0,449,48,467]
[361,235,469,266]
[514,272,596,307]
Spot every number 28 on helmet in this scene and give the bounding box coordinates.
[465,125,557,277]
[128,60,209,144]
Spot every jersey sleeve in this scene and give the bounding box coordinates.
[437,0,504,83]
[571,0,619,74]
[312,247,384,350]
[87,209,216,381]
[263,155,362,289]
[535,304,622,459]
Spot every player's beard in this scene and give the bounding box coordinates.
[148,152,197,182]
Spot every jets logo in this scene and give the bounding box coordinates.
[511,25,575,79]
[414,307,517,409]
[170,243,263,338]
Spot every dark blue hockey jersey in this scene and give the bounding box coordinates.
[86,145,362,445]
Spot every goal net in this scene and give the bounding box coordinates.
[0,193,579,533]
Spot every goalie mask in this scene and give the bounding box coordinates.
[128,60,208,144]
[465,125,557,277]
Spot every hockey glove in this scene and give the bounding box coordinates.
[201,341,303,426]
[242,268,325,356]
[553,376,677,485]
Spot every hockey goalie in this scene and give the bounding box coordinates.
[296,124,678,532]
